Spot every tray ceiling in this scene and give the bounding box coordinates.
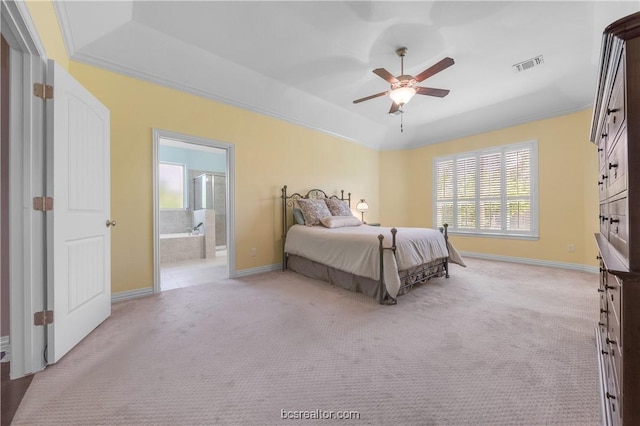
[54,1,639,150]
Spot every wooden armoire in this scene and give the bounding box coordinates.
[591,11,640,426]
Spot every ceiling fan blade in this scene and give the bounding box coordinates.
[414,57,455,83]
[373,68,399,84]
[388,102,400,114]
[416,87,450,98]
[353,91,389,104]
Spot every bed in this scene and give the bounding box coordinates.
[281,186,465,304]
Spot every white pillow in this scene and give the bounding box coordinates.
[320,216,362,228]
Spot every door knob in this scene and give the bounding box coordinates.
[105,219,117,228]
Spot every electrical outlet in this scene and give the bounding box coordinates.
[251,248,257,257]
[567,244,575,253]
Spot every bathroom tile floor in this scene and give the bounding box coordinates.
[160,252,228,291]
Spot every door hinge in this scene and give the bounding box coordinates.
[33,83,53,99]
[34,310,54,326]
[33,196,53,211]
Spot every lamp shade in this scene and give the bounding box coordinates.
[356,199,369,212]
[389,86,416,105]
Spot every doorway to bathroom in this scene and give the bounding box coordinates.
[152,130,235,293]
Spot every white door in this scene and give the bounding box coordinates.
[45,60,111,363]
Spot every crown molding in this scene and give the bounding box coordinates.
[69,51,382,151]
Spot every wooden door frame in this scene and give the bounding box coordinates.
[152,129,236,294]
[1,0,48,378]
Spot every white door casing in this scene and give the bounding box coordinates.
[3,0,49,378]
[45,60,111,363]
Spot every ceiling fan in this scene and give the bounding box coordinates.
[353,47,454,114]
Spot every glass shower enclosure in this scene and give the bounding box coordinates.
[193,173,227,248]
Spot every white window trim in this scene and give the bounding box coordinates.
[432,140,539,239]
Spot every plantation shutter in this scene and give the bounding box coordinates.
[435,160,454,227]
[505,148,532,231]
[456,157,476,229]
[479,153,501,230]
[432,141,536,237]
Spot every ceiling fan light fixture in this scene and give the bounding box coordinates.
[389,86,416,106]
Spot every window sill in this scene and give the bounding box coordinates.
[448,231,539,241]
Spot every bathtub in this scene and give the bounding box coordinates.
[159,232,205,264]
[160,232,203,239]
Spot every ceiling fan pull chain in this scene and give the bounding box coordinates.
[401,113,404,133]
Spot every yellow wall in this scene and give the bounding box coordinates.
[378,149,412,225]
[28,1,600,295]
[27,0,379,294]
[69,62,379,293]
[380,109,600,267]
[24,1,69,70]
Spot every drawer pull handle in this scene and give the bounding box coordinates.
[600,267,607,273]
[599,322,605,327]
[605,285,615,290]
[608,162,618,169]
[598,288,605,293]
[609,218,620,224]
[602,174,609,180]
[598,148,604,152]
[606,338,617,345]
[597,255,603,260]
[598,181,604,186]
[606,392,617,400]
[601,308,609,314]
[607,108,619,115]
[602,133,608,138]
[601,217,609,223]
[602,349,609,355]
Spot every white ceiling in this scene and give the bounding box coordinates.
[54,1,640,150]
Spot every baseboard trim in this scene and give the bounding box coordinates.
[234,263,281,278]
[1,335,11,362]
[111,288,154,303]
[460,251,599,274]
[111,264,283,299]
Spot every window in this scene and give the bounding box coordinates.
[159,162,185,209]
[433,141,537,238]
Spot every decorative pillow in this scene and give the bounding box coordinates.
[324,198,353,217]
[320,216,362,228]
[293,208,305,225]
[296,198,332,226]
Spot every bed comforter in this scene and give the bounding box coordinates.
[284,224,465,298]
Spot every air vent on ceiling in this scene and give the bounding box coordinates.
[513,55,544,72]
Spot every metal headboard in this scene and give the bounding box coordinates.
[280,185,351,270]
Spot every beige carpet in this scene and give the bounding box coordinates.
[12,258,599,425]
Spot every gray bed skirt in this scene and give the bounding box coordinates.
[286,254,447,301]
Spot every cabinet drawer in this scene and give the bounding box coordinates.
[600,292,609,327]
[599,169,608,201]
[608,197,628,259]
[598,133,608,166]
[607,331,623,421]
[611,342,623,401]
[607,302,621,349]
[606,55,625,144]
[606,356,622,424]
[607,274,621,326]
[600,203,609,236]
[606,133,628,198]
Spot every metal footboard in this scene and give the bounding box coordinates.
[377,224,449,305]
